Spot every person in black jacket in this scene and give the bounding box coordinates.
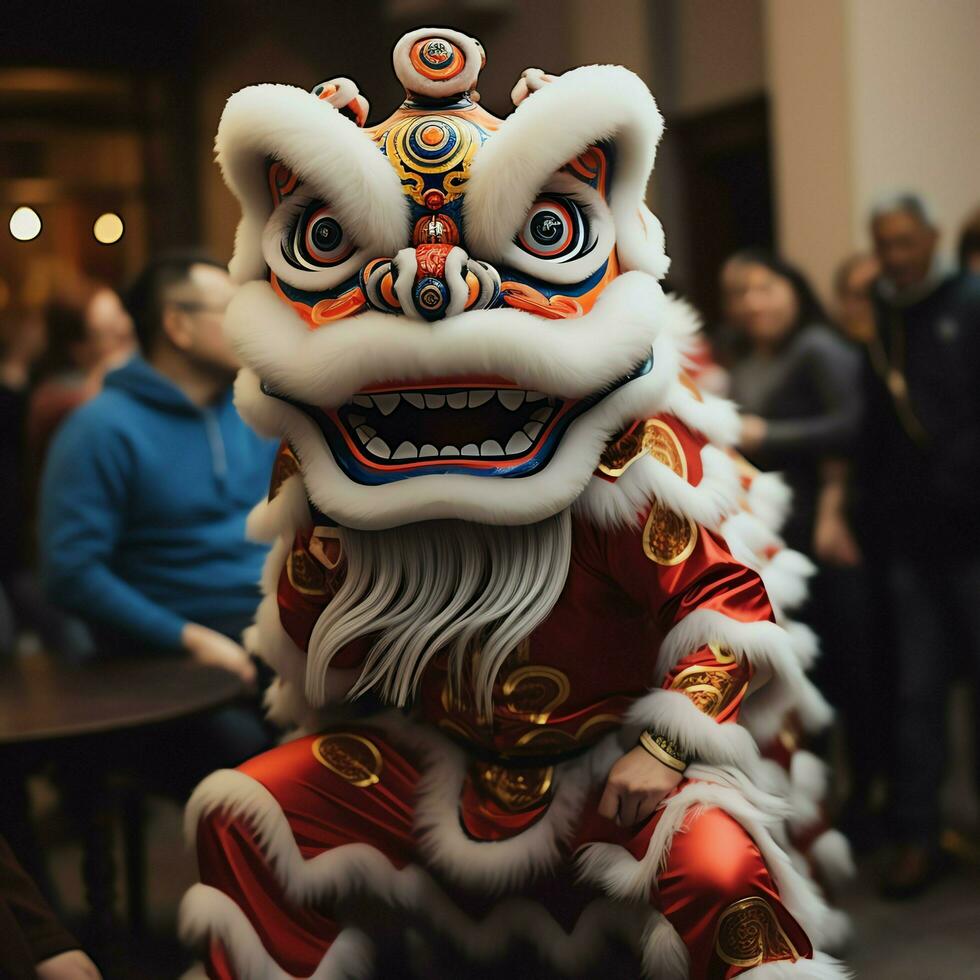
[856,192,980,898]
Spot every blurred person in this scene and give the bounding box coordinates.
[0,833,101,979]
[857,192,980,898]
[958,204,980,275]
[833,252,880,343]
[726,250,862,554]
[29,279,135,458]
[39,252,278,795]
[725,252,880,841]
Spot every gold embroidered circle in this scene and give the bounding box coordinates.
[312,732,384,787]
[642,502,698,566]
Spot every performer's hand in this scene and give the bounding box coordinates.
[182,623,257,687]
[36,950,102,980]
[598,745,684,827]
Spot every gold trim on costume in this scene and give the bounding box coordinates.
[286,542,329,596]
[308,525,343,571]
[471,762,554,812]
[670,665,745,718]
[638,730,688,771]
[500,665,571,724]
[312,732,384,787]
[642,503,698,566]
[598,417,689,479]
[714,896,800,968]
[708,641,736,664]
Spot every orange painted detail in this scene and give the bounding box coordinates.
[413,213,459,246]
[267,161,299,206]
[415,243,453,279]
[502,249,619,319]
[410,39,464,80]
[270,275,366,328]
[420,124,444,145]
[317,84,338,101]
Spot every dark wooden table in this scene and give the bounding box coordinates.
[0,654,244,968]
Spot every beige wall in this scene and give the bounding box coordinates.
[764,0,854,300]
[673,0,765,115]
[845,0,980,251]
[766,0,980,298]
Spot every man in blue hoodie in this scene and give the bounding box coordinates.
[40,253,278,789]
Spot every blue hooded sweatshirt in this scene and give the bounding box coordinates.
[40,356,278,651]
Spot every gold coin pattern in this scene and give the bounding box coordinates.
[312,732,384,787]
[714,896,800,968]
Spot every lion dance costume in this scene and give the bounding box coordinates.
[180,28,852,979]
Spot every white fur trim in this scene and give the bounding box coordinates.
[762,550,816,614]
[179,884,373,979]
[784,620,820,672]
[229,273,691,529]
[183,758,652,974]
[576,780,847,952]
[216,84,410,283]
[246,473,310,545]
[464,65,668,279]
[747,472,793,534]
[576,443,741,531]
[809,829,856,888]
[739,952,852,978]
[624,689,765,779]
[656,610,833,736]
[639,912,690,980]
[392,29,484,98]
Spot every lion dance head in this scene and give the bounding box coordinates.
[220,27,677,533]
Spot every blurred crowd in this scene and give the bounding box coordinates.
[1,195,979,973]
[695,195,980,902]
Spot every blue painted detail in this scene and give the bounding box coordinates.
[262,354,654,486]
[414,276,449,320]
[498,258,610,300]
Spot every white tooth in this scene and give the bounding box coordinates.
[506,431,532,454]
[348,414,366,427]
[353,395,372,408]
[498,389,525,411]
[531,408,552,423]
[424,393,445,409]
[393,441,418,459]
[355,425,376,442]
[447,392,467,409]
[480,439,504,456]
[419,444,439,458]
[523,421,543,439]
[366,437,390,458]
[526,391,547,402]
[404,393,425,409]
[374,393,400,416]
[461,443,479,456]
[469,390,494,408]
[440,445,460,457]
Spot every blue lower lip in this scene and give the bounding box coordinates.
[264,356,652,486]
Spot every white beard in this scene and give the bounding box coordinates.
[306,511,572,716]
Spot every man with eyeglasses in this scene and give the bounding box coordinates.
[39,251,278,793]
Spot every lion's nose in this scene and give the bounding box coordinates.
[362,245,501,321]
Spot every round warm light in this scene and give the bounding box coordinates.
[93,212,124,245]
[9,206,42,241]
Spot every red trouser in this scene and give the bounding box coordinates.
[195,729,812,979]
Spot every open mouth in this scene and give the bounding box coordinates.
[266,358,652,485]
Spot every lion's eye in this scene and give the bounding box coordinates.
[282,203,354,271]
[515,195,591,262]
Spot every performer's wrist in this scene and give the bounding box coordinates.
[638,729,689,772]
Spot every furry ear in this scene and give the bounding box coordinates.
[216,84,410,284]
[464,65,669,279]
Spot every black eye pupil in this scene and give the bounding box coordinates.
[530,211,564,245]
[312,217,342,252]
